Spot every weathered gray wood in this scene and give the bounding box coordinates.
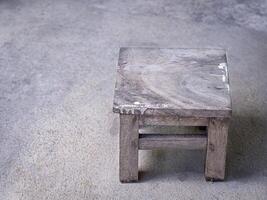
[205,118,229,181]
[139,134,207,150]
[113,47,231,117]
[139,126,206,135]
[114,47,232,182]
[139,115,208,126]
[119,114,139,182]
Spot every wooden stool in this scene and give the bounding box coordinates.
[113,47,232,182]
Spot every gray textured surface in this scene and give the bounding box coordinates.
[0,0,267,199]
[114,47,231,117]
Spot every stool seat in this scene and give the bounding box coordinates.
[113,47,231,117]
[113,47,232,183]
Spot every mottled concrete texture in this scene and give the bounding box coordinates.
[0,0,266,199]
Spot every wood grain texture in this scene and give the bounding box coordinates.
[119,115,139,182]
[139,126,207,135]
[205,118,229,181]
[139,115,208,126]
[139,134,207,150]
[113,47,232,117]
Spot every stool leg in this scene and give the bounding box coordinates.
[119,114,139,182]
[205,118,229,181]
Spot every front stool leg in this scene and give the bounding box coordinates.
[119,114,139,182]
[205,118,229,181]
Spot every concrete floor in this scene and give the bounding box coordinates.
[0,0,267,199]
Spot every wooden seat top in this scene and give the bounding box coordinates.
[113,47,232,117]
